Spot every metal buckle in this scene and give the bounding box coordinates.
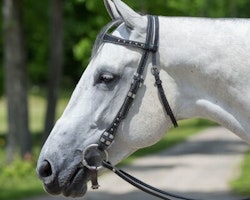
[151,66,159,76]
[82,144,109,170]
[132,72,144,87]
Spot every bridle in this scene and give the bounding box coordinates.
[81,15,249,200]
[82,14,178,197]
[98,15,178,152]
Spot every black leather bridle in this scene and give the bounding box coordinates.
[98,15,178,152]
[82,14,179,199]
[82,15,249,200]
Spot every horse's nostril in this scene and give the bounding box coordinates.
[38,160,53,178]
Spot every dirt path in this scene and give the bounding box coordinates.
[28,127,249,200]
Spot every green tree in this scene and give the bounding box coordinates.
[3,0,32,162]
[24,0,49,85]
[44,0,64,140]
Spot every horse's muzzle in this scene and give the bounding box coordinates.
[36,151,89,197]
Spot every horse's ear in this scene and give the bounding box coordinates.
[104,0,120,20]
[113,0,145,30]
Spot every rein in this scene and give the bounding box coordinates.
[82,15,248,200]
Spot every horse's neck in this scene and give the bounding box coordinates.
[158,17,250,143]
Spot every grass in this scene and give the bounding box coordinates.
[0,91,216,200]
[230,150,250,196]
[0,96,7,134]
[0,132,45,200]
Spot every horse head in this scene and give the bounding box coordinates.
[36,0,174,197]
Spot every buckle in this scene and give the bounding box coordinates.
[132,72,144,87]
[151,66,159,76]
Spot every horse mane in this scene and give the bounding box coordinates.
[91,19,123,58]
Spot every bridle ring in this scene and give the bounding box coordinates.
[82,144,108,170]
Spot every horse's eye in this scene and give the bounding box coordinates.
[99,73,114,84]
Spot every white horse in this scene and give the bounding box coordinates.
[37,0,250,197]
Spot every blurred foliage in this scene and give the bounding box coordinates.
[0,146,45,200]
[0,0,2,96]
[0,0,250,95]
[230,149,250,196]
[23,0,50,86]
[0,93,69,199]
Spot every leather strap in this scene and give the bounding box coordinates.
[151,66,178,128]
[103,34,157,51]
[103,161,195,200]
[103,161,172,200]
[98,15,157,151]
[151,16,178,128]
[102,161,250,200]
[90,167,100,189]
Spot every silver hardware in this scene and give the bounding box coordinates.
[92,184,100,190]
[128,92,136,99]
[104,132,108,136]
[109,134,114,139]
[82,144,108,170]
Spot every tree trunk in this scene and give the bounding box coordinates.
[200,0,209,17]
[3,0,32,162]
[230,0,238,17]
[44,0,64,141]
